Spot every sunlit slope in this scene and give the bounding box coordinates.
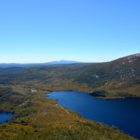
[0,54,139,98]
[0,86,135,140]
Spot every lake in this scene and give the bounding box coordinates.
[47,91,140,139]
[0,112,13,124]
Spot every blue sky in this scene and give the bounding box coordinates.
[0,0,140,63]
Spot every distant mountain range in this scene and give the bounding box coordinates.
[0,60,80,68]
[0,53,139,98]
[45,60,79,65]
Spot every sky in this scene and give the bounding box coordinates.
[0,0,140,63]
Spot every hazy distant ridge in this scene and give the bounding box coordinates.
[0,60,80,68]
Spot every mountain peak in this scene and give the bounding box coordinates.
[46,60,79,65]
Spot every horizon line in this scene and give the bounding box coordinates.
[0,53,139,64]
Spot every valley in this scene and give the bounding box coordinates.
[0,54,139,140]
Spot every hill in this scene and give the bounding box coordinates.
[0,53,139,98]
[0,54,138,139]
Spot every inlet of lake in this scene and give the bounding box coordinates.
[47,91,140,139]
[0,112,13,124]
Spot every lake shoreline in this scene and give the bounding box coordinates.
[47,91,140,139]
[0,85,135,140]
[46,90,140,100]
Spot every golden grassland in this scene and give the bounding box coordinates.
[94,80,140,98]
[0,85,135,140]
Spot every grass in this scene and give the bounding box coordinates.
[0,85,136,140]
[0,55,139,139]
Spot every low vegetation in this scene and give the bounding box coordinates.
[0,85,135,140]
[0,54,139,139]
[0,54,139,98]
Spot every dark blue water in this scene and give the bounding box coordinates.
[0,112,13,124]
[47,91,140,139]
